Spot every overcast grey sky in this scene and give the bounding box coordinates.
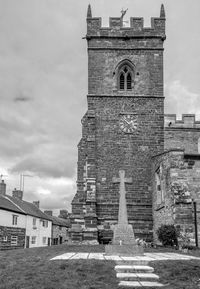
[0,0,199,214]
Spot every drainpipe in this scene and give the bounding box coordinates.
[193,201,198,247]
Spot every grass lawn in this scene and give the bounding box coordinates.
[152,259,200,289]
[0,245,117,289]
[1,245,200,289]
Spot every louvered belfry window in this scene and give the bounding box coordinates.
[118,65,133,91]
[127,73,132,90]
[120,73,125,90]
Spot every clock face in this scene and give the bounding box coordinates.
[119,114,137,133]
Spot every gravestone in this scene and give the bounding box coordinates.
[105,170,143,256]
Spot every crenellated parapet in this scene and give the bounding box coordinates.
[86,5,166,40]
[165,114,200,129]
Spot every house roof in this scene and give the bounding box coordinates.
[0,195,26,215]
[44,214,70,227]
[5,195,51,220]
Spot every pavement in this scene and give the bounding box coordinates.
[51,252,200,261]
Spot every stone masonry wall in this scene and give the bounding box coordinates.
[88,47,164,97]
[152,149,200,245]
[88,96,164,241]
[165,114,200,153]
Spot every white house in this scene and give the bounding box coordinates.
[0,181,52,249]
[7,190,52,248]
[0,192,26,249]
[25,211,51,248]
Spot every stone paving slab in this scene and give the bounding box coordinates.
[119,280,165,287]
[119,281,141,287]
[51,252,76,260]
[87,253,105,260]
[115,265,154,273]
[136,273,159,279]
[51,252,200,261]
[117,272,159,279]
[104,255,123,261]
[70,253,89,259]
[140,281,165,287]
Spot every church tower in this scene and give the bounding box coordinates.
[71,5,166,242]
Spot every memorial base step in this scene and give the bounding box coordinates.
[105,244,143,256]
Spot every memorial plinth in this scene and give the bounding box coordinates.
[105,170,143,256]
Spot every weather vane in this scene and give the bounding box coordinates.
[120,8,128,27]
[120,8,128,19]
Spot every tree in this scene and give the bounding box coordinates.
[58,210,69,219]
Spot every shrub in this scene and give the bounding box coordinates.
[156,224,179,247]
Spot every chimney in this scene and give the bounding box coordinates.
[0,180,6,196]
[44,210,53,216]
[12,188,23,200]
[33,201,40,208]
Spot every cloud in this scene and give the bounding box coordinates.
[22,177,76,212]
[9,146,77,179]
[165,80,200,117]
[14,96,32,102]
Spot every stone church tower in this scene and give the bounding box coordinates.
[71,5,166,242]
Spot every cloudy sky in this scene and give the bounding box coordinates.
[0,0,199,215]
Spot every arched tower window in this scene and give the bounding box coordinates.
[116,60,134,91]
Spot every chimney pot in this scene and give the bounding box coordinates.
[0,180,6,196]
[33,201,40,208]
[44,210,53,216]
[12,189,23,200]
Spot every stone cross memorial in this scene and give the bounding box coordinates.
[106,170,143,256]
[112,170,132,226]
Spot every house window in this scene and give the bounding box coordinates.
[118,64,134,91]
[43,237,47,244]
[2,236,7,242]
[33,218,37,226]
[42,220,48,228]
[11,236,18,246]
[12,215,18,226]
[31,236,36,244]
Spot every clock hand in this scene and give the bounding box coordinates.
[123,117,131,125]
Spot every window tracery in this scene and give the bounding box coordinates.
[117,61,134,91]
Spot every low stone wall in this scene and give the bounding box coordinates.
[0,226,26,250]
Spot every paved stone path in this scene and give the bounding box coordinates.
[51,252,200,261]
[51,252,200,287]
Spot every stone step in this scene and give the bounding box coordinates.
[115,265,154,273]
[119,280,165,287]
[116,260,149,266]
[117,272,159,281]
